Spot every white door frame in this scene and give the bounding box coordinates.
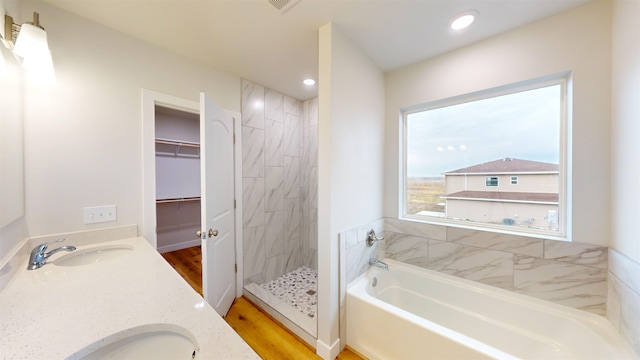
[141,89,244,298]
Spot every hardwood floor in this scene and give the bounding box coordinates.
[161,246,203,296]
[161,246,364,360]
[225,296,363,360]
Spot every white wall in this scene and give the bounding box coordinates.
[609,2,640,349]
[611,0,640,263]
[0,1,240,255]
[317,23,385,359]
[385,1,612,246]
[0,0,27,259]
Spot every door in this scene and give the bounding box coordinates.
[199,93,235,317]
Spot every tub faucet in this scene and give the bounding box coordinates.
[366,229,384,247]
[27,238,76,270]
[369,257,388,271]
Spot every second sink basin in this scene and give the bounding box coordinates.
[68,324,199,360]
[54,244,133,267]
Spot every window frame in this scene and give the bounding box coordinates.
[400,73,571,241]
[485,176,499,187]
[511,176,519,185]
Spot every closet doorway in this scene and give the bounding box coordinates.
[154,106,201,254]
[142,90,243,317]
[154,106,203,295]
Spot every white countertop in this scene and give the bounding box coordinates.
[0,236,259,359]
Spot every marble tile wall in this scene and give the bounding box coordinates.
[339,219,640,354]
[607,249,640,355]
[241,79,318,286]
[301,98,319,271]
[344,217,610,315]
[387,219,607,315]
[338,218,385,350]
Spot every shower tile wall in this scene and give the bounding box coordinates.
[301,98,319,271]
[242,79,318,286]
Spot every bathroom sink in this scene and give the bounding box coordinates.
[53,244,133,267]
[69,324,199,360]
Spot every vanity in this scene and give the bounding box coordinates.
[0,225,259,359]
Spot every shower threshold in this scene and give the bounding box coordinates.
[244,266,318,340]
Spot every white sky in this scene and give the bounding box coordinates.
[407,84,561,177]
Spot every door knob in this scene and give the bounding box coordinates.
[196,230,204,239]
[209,229,219,237]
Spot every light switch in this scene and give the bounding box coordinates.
[83,205,117,224]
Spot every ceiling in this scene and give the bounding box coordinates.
[41,0,593,101]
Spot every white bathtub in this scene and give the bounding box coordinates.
[346,259,637,360]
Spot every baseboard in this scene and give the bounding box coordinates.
[158,239,200,253]
[316,337,341,360]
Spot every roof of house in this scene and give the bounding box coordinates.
[443,191,559,203]
[444,158,559,174]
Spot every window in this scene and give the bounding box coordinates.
[485,177,499,186]
[403,74,569,238]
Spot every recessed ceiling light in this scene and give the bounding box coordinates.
[451,10,477,30]
[303,79,316,86]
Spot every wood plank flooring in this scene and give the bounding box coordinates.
[160,246,364,360]
[225,296,363,360]
[161,246,203,296]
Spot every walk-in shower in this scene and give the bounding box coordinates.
[241,80,319,343]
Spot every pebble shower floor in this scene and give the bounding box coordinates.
[261,266,318,319]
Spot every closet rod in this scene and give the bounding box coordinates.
[155,138,200,148]
[156,197,201,204]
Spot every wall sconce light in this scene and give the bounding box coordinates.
[3,12,56,84]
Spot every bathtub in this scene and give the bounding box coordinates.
[346,259,636,359]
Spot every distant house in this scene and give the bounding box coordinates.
[442,158,559,229]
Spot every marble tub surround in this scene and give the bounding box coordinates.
[512,255,607,314]
[338,218,385,350]
[241,79,318,288]
[341,218,385,284]
[544,240,609,268]
[384,223,608,315]
[385,217,445,240]
[428,239,515,289]
[343,218,610,315]
[340,219,639,354]
[608,249,640,355]
[447,226,543,257]
[0,235,258,359]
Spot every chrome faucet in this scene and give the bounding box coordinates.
[27,238,76,270]
[369,257,388,271]
[366,229,384,247]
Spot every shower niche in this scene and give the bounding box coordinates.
[240,80,319,344]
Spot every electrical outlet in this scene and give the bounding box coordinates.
[83,205,117,224]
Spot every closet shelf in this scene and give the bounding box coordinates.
[156,197,201,204]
